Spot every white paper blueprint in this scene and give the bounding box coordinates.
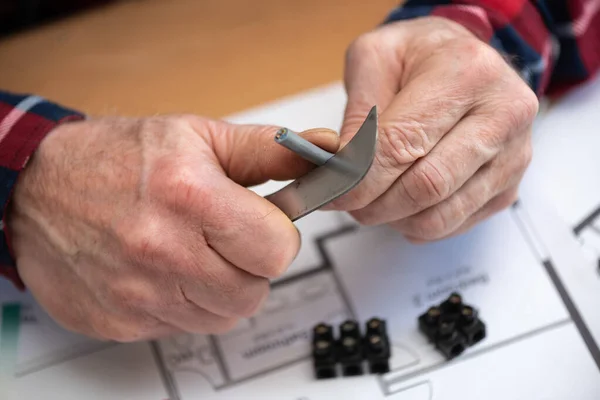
[529,75,600,227]
[529,75,600,273]
[520,74,600,370]
[2,80,600,400]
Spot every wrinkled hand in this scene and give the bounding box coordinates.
[330,17,539,241]
[8,115,338,341]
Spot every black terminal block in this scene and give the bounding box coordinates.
[418,306,442,342]
[458,305,486,346]
[366,317,387,337]
[435,317,466,359]
[364,318,391,374]
[339,319,361,341]
[338,320,364,376]
[312,323,337,379]
[417,292,486,360]
[313,322,335,342]
[440,292,463,319]
[310,317,392,379]
[338,336,364,376]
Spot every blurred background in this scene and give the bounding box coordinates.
[0,0,397,117]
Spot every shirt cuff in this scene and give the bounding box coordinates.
[0,92,85,289]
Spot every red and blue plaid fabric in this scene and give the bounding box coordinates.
[0,0,598,288]
[0,92,84,288]
[385,0,600,96]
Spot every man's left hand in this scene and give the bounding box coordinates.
[328,17,539,242]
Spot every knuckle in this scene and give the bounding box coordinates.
[259,242,297,279]
[485,90,538,143]
[409,209,449,241]
[251,225,300,278]
[477,123,509,150]
[462,40,505,83]
[499,190,519,210]
[347,32,379,60]
[518,88,540,120]
[118,217,166,264]
[207,274,268,318]
[487,190,518,216]
[235,281,270,318]
[499,95,539,137]
[350,209,378,226]
[403,158,453,208]
[90,315,141,343]
[498,139,532,189]
[379,120,428,168]
[108,280,154,312]
[516,141,533,172]
[162,164,211,212]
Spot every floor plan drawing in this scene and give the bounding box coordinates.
[530,76,600,235]
[147,201,600,400]
[523,75,600,357]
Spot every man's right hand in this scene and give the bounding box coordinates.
[7,115,339,342]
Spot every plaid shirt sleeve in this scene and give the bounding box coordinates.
[385,0,600,97]
[0,91,84,289]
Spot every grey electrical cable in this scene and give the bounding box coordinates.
[274,128,334,166]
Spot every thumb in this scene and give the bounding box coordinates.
[206,121,340,187]
[341,31,401,143]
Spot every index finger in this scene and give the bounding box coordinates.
[199,173,300,280]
